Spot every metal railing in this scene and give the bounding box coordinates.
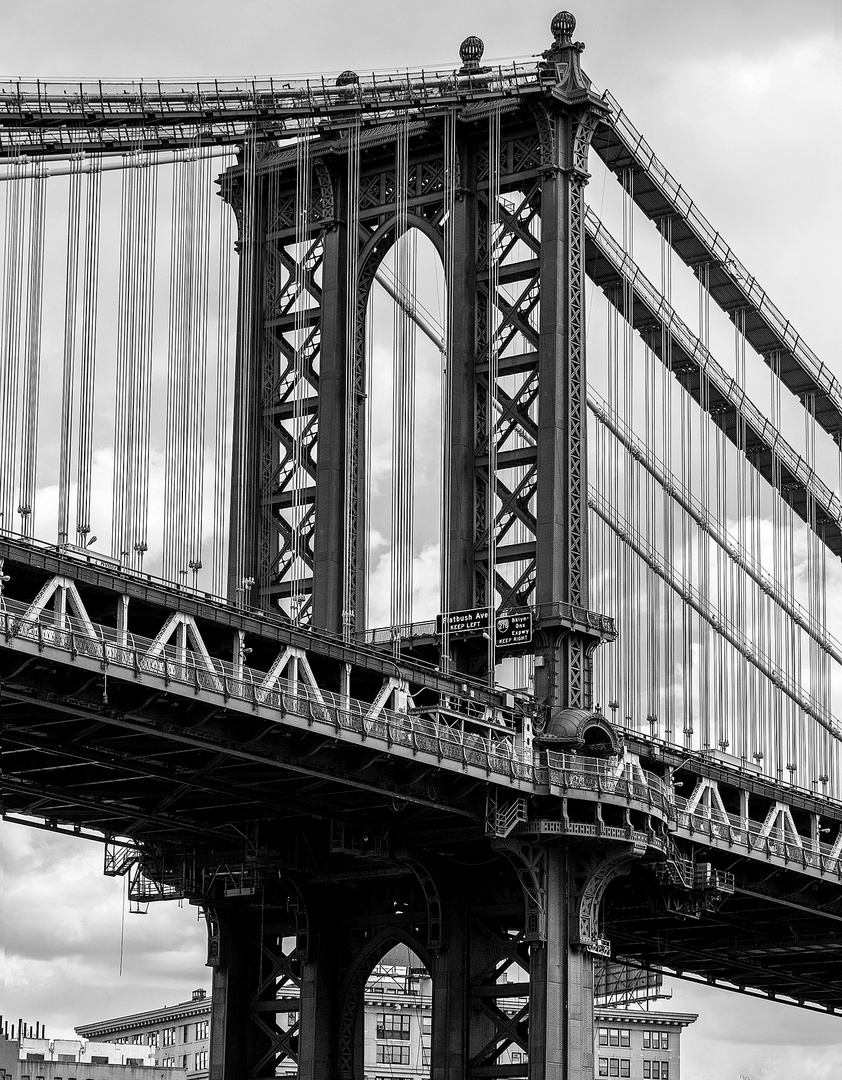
[1,598,540,786]
[0,60,546,155]
[546,750,842,880]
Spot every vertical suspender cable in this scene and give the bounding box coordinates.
[164,158,188,580]
[621,168,636,722]
[660,217,675,743]
[131,153,158,573]
[111,163,132,560]
[390,114,416,639]
[0,165,25,532]
[57,160,83,545]
[607,286,621,720]
[113,154,157,568]
[343,117,361,640]
[18,170,46,536]
[75,161,102,545]
[187,151,212,586]
[697,262,711,750]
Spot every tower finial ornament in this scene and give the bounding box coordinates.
[551,11,576,46]
[541,10,592,95]
[458,36,485,74]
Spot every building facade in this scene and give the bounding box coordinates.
[75,991,208,1079]
[0,1034,179,1080]
[72,960,695,1079]
[595,1008,696,1080]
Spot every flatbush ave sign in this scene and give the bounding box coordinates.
[436,607,533,648]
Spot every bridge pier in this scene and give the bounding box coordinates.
[207,896,307,1080]
[203,844,627,1080]
[526,847,616,1080]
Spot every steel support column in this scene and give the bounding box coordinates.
[226,149,266,604]
[527,847,595,1080]
[207,898,304,1080]
[312,159,349,633]
[444,135,478,618]
[532,24,606,712]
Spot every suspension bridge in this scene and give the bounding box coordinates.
[2,11,842,1079]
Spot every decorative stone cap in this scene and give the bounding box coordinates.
[536,706,620,753]
[541,10,593,97]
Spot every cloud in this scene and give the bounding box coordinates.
[367,542,441,628]
[1,822,208,1038]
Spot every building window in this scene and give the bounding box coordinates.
[196,1021,209,1040]
[183,1025,190,1043]
[161,1060,175,1068]
[125,1059,143,1067]
[512,1053,521,1064]
[620,1030,629,1047]
[620,1062,630,1078]
[58,1056,75,1063]
[661,1064,669,1079]
[195,1051,208,1070]
[180,1056,188,1068]
[90,1058,108,1066]
[421,1016,432,1036]
[643,1031,651,1049]
[598,1060,608,1078]
[376,1013,411,1040]
[609,1029,620,1047]
[376,1045,410,1065]
[26,1056,45,1063]
[148,1032,160,1048]
[163,1028,176,1047]
[598,1029,608,1047]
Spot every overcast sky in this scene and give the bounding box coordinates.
[2,3,842,1078]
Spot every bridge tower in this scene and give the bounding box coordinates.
[210,12,619,1080]
[224,12,606,710]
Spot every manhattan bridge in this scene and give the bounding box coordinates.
[1,11,842,1079]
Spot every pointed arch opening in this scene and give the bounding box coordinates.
[339,928,434,1080]
[359,216,446,634]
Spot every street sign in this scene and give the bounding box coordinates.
[436,607,533,648]
[494,611,533,648]
[436,607,491,636]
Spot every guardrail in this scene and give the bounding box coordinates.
[0,61,547,155]
[547,750,842,880]
[0,598,540,786]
